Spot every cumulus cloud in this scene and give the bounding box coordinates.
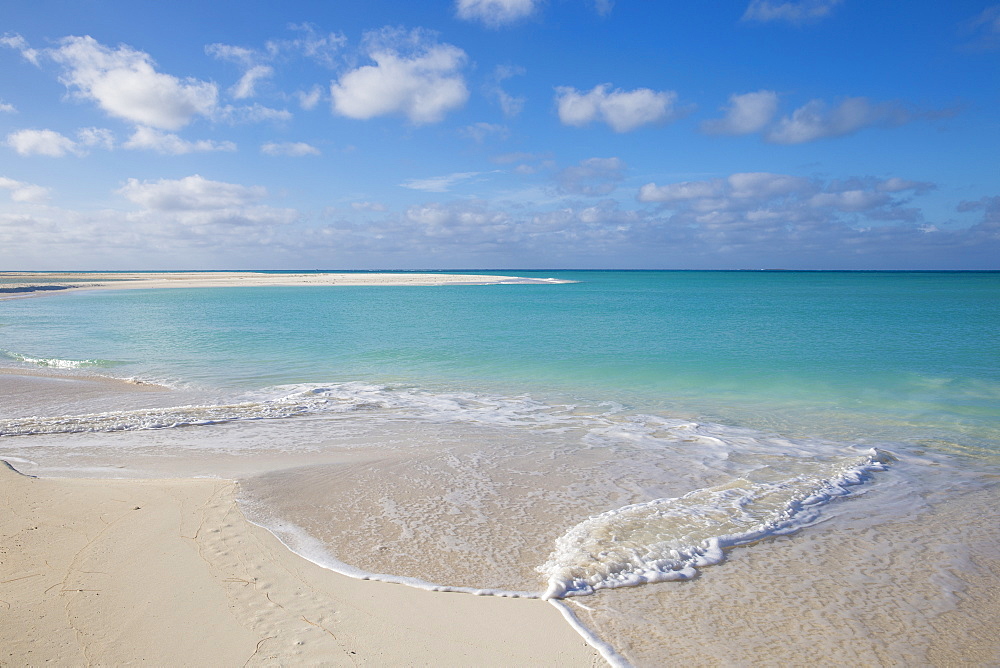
[455,0,539,28]
[331,29,469,124]
[119,175,266,211]
[742,0,843,25]
[0,176,50,202]
[701,90,780,135]
[77,127,115,150]
[44,36,218,130]
[123,127,236,155]
[6,129,80,157]
[555,84,681,132]
[0,100,15,113]
[261,141,321,156]
[765,97,908,144]
[556,157,627,196]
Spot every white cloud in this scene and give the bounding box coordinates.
[401,171,486,193]
[637,172,933,227]
[231,65,274,99]
[877,177,933,194]
[267,23,347,68]
[218,103,292,124]
[123,127,236,155]
[727,172,809,199]
[331,30,469,124]
[963,6,1000,50]
[455,0,539,27]
[207,26,347,122]
[638,179,724,203]
[351,201,388,212]
[742,0,843,25]
[77,127,115,150]
[594,0,615,17]
[405,201,517,242]
[556,157,627,196]
[701,90,779,135]
[6,129,80,157]
[624,172,979,266]
[261,141,321,157]
[555,84,680,132]
[489,65,526,117]
[119,175,266,211]
[498,89,525,117]
[0,176,50,202]
[296,85,323,110]
[1,33,40,65]
[48,36,218,130]
[0,100,15,113]
[808,190,890,212]
[640,172,816,205]
[765,97,906,144]
[205,44,257,66]
[460,122,509,143]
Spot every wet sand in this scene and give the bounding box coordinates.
[0,371,602,666]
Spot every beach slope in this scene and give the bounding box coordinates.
[0,463,600,666]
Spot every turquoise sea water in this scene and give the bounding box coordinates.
[2,271,998,664]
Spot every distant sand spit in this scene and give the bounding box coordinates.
[0,271,572,299]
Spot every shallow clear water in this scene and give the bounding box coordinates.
[1,271,998,665]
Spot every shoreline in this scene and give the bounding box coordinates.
[0,271,573,300]
[0,368,604,665]
[0,457,602,666]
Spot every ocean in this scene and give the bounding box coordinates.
[2,270,998,664]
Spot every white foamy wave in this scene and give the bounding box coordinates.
[0,400,319,436]
[1,350,113,369]
[539,449,891,599]
[0,382,601,437]
[269,382,614,430]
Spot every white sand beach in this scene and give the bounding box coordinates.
[0,461,600,666]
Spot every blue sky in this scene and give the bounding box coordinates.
[1,0,998,269]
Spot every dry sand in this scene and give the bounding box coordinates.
[0,461,602,666]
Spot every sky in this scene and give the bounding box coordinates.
[1,0,998,270]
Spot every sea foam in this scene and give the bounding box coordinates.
[539,449,891,599]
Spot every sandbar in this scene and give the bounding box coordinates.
[0,271,571,299]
